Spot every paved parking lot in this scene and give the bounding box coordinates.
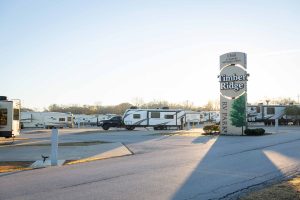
[1,126,300,200]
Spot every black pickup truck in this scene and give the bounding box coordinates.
[97,116,135,131]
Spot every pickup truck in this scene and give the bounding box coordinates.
[97,116,135,131]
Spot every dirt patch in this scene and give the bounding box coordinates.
[0,137,29,145]
[23,131,50,134]
[241,176,300,200]
[152,130,204,137]
[152,133,203,137]
[0,161,33,173]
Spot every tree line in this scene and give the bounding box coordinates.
[21,97,298,115]
[31,100,220,115]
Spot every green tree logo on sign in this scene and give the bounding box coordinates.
[230,94,246,134]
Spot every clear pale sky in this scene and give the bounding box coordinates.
[1,0,300,110]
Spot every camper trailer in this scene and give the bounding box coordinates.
[200,111,220,123]
[0,96,21,138]
[185,111,201,127]
[74,114,113,126]
[123,108,186,130]
[247,104,295,125]
[21,112,74,129]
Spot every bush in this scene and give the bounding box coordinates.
[203,125,220,135]
[244,128,265,136]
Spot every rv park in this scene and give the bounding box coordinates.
[2,96,300,199]
[2,53,300,200]
[2,1,300,200]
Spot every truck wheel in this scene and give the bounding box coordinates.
[126,126,135,131]
[102,124,110,130]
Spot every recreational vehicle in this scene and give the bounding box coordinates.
[247,104,299,125]
[74,114,114,126]
[200,111,220,123]
[0,96,21,138]
[122,108,186,130]
[21,112,74,129]
[185,111,201,127]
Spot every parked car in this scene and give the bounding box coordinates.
[97,115,124,130]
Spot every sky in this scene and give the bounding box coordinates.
[1,0,300,110]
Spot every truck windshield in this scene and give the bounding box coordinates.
[110,116,121,121]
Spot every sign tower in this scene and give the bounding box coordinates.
[219,52,248,135]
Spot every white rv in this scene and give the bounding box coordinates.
[185,111,201,127]
[247,105,286,122]
[21,112,74,129]
[200,111,220,123]
[74,114,113,126]
[122,108,186,130]
[247,104,293,125]
[0,96,21,138]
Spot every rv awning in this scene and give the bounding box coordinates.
[269,113,284,120]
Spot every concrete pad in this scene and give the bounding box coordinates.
[0,142,132,162]
[67,143,132,164]
[30,160,65,168]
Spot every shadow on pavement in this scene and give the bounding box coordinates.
[171,134,300,200]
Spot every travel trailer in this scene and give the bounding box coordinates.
[74,114,98,126]
[21,112,74,129]
[123,108,186,130]
[200,111,220,123]
[247,104,300,125]
[74,114,114,126]
[185,111,201,127]
[0,96,21,138]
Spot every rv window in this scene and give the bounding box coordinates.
[164,115,174,119]
[133,114,141,119]
[267,107,275,115]
[59,118,66,122]
[13,109,20,120]
[151,112,160,118]
[0,108,8,125]
[67,117,72,121]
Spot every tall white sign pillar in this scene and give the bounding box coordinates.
[219,52,248,135]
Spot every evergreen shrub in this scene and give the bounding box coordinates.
[244,128,265,136]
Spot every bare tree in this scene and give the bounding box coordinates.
[131,97,145,107]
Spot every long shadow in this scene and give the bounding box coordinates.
[171,133,300,200]
[1,128,175,164]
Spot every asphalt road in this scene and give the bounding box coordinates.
[1,126,300,200]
